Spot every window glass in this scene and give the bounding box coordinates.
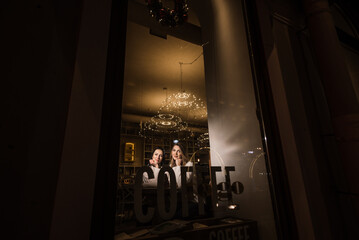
[115,1,277,239]
[344,47,359,102]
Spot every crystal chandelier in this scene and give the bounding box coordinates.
[159,91,207,118]
[139,52,206,140]
[139,113,194,140]
[139,88,193,140]
[143,113,187,133]
[158,61,207,120]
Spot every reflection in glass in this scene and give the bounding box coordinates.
[116,1,209,235]
[115,1,277,239]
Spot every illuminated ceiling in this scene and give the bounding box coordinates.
[122,0,207,127]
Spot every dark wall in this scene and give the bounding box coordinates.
[0,1,82,238]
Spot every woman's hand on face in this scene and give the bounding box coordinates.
[151,149,163,168]
[150,159,159,168]
[172,145,183,166]
[149,159,159,168]
[153,159,159,167]
[176,156,182,166]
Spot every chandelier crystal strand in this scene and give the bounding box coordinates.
[180,61,183,91]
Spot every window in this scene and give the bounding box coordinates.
[114,1,278,239]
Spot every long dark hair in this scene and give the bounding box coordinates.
[149,146,165,167]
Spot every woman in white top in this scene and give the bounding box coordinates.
[142,146,165,187]
[170,143,201,218]
[169,143,193,188]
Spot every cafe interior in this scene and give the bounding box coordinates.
[4,0,359,239]
[115,0,275,239]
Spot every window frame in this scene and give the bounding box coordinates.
[90,0,297,239]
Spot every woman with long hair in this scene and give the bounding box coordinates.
[170,143,193,188]
[170,143,202,218]
[142,146,165,187]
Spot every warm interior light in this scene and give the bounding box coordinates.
[159,91,207,120]
[197,132,209,147]
[158,61,207,121]
[139,112,194,140]
[124,142,135,162]
[228,204,238,210]
[141,113,186,133]
[160,121,172,126]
